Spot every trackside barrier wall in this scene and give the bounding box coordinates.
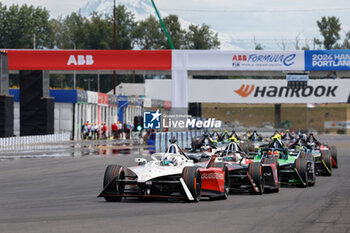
[0,133,70,151]
[155,130,203,153]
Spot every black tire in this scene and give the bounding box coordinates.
[222,166,230,199]
[269,157,280,192]
[330,145,338,168]
[299,153,316,186]
[248,143,255,153]
[209,163,230,200]
[299,152,306,159]
[103,165,125,202]
[262,158,280,193]
[248,162,264,195]
[306,153,316,186]
[321,150,332,176]
[295,158,308,187]
[182,167,201,202]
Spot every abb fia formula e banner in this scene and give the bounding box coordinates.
[305,50,350,71]
[188,79,350,104]
[172,50,305,71]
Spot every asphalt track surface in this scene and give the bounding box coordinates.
[0,136,349,233]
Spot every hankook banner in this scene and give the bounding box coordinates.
[189,79,350,103]
[147,79,350,104]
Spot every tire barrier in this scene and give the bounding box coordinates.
[155,130,203,153]
[0,133,71,151]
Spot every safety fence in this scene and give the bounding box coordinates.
[155,130,204,153]
[0,133,71,151]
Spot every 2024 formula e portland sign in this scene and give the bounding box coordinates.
[306,50,350,71]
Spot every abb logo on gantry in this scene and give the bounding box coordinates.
[232,55,247,61]
[67,55,94,65]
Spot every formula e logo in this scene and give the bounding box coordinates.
[234,85,255,97]
[144,110,161,129]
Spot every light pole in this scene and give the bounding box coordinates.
[84,78,92,91]
[72,41,76,89]
[113,0,117,95]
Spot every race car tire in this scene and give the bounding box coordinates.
[262,158,280,193]
[241,143,249,154]
[321,150,332,176]
[295,158,308,187]
[306,153,316,186]
[103,165,125,202]
[248,162,264,195]
[269,158,280,192]
[222,166,230,199]
[182,166,201,202]
[298,153,316,186]
[191,137,199,151]
[330,145,338,168]
[248,143,255,153]
[209,164,230,200]
[299,152,306,159]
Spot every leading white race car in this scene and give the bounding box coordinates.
[98,140,229,202]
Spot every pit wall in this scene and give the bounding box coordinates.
[0,133,71,151]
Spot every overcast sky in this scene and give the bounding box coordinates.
[2,0,350,50]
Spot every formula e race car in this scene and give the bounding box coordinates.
[289,134,336,176]
[197,142,280,194]
[256,139,316,187]
[307,133,338,169]
[244,131,270,153]
[98,141,229,202]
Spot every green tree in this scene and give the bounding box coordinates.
[315,16,341,49]
[113,5,137,49]
[0,4,51,48]
[134,15,163,49]
[184,24,220,49]
[160,15,185,49]
[86,12,112,49]
[255,44,263,50]
[48,12,88,49]
[52,6,136,50]
[342,31,350,49]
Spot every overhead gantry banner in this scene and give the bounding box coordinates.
[147,79,350,104]
[171,50,306,108]
[7,50,172,71]
[5,49,350,108]
[173,50,305,71]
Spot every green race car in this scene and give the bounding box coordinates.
[253,139,316,187]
